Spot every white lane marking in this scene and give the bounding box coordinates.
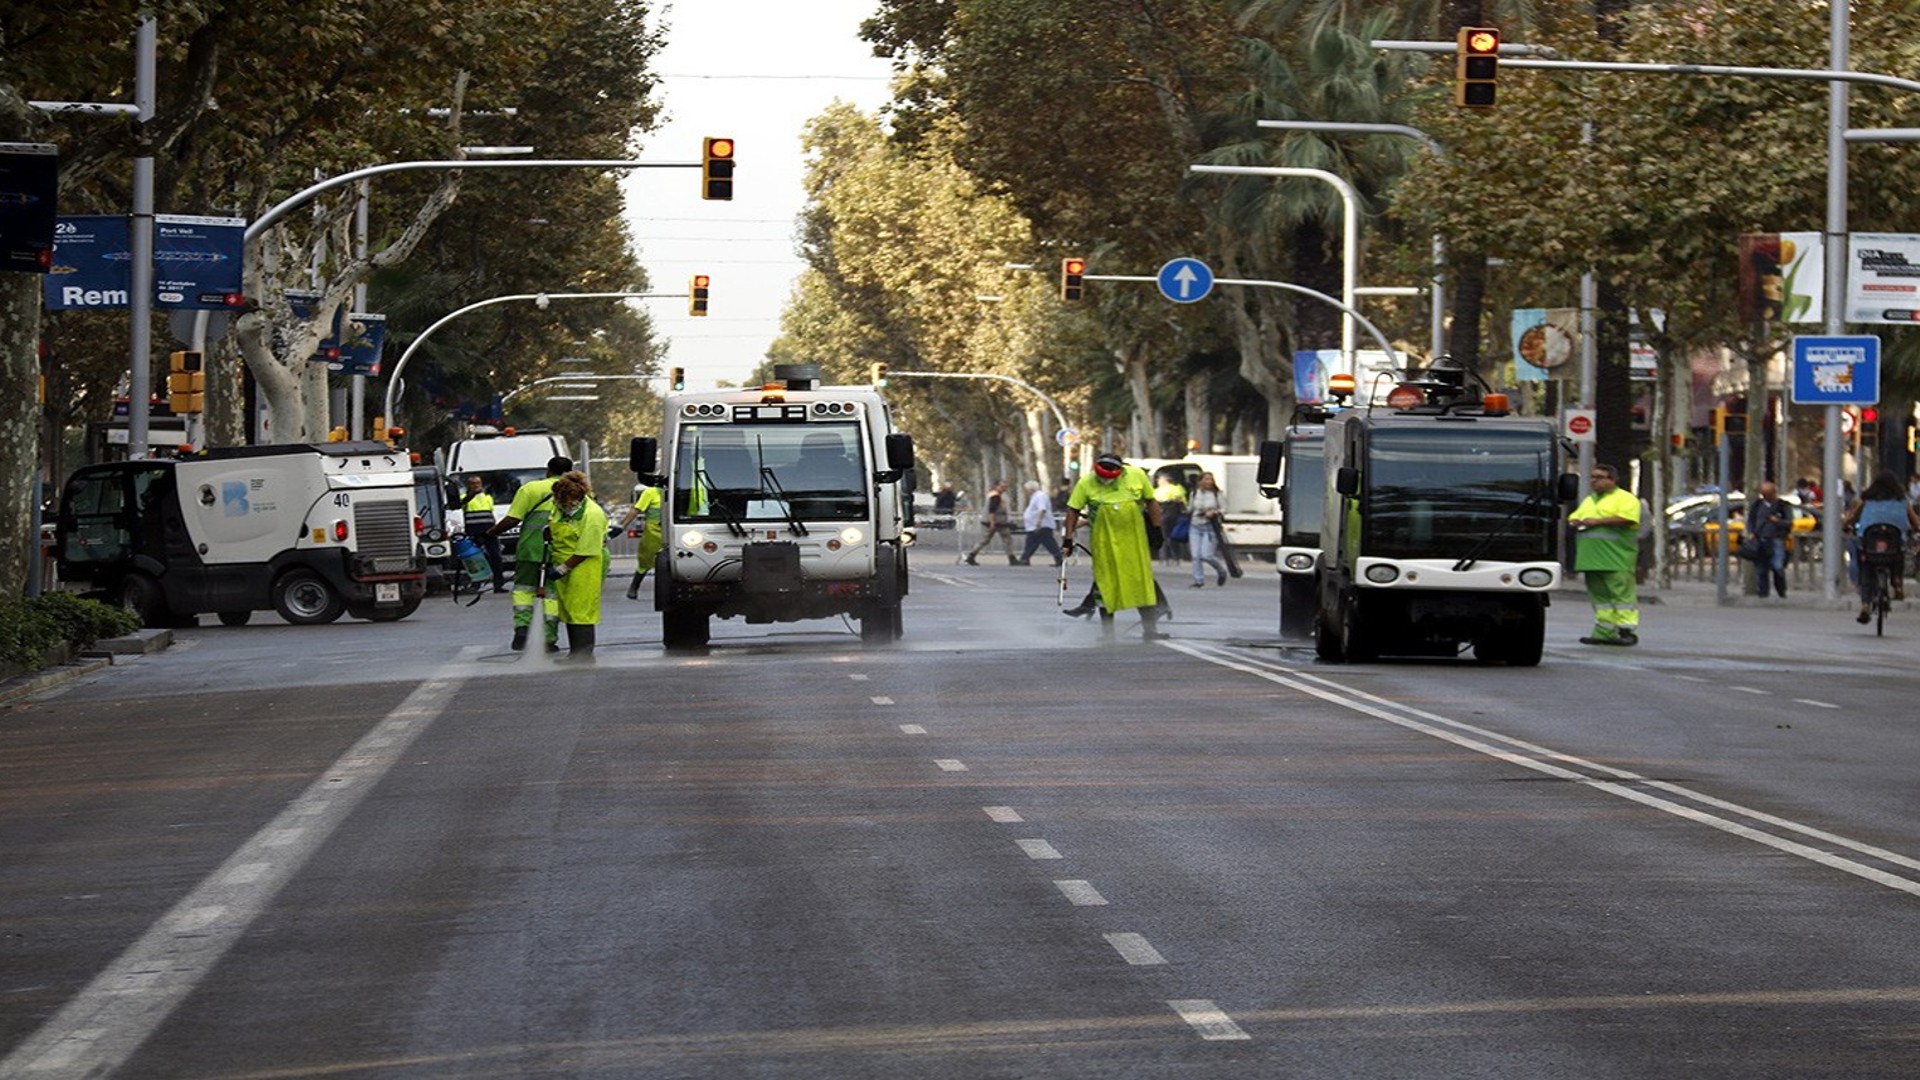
[1104,932,1167,965]
[870,696,895,706]
[935,759,968,772]
[1794,699,1841,710]
[1169,642,1920,895]
[985,806,1024,823]
[1054,880,1108,906]
[849,673,870,682]
[1672,674,1711,683]
[2,677,461,1078]
[899,724,927,735]
[1017,839,1062,860]
[1169,999,1251,1040]
[1731,686,1769,695]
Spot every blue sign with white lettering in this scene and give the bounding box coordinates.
[1791,334,1880,405]
[153,214,246,310]
[1157,257,1214,304]
[44,215,132,310]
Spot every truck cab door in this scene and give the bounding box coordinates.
[59,468,132,569]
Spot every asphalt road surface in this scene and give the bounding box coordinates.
[5,556,1920,1078]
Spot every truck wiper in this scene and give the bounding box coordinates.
[1451,490,1545,572]
[695,466,748,537]
[758,465,809,536]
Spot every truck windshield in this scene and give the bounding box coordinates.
[1282,434,1324,547]
[1365,426,1555,561]
[675,422,868,522]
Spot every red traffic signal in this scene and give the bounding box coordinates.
[702,137,734,200]
[689,274,710,316]
[1455,26,1500,108]
[1060,257,1086,301]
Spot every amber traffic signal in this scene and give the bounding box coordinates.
[702,137,734,200]
[167,350,204,414]
[1061,258,1086,302]
[689,274,710,316]
[1455,27,1500,108]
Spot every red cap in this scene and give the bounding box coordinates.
[1093,454,1123,479]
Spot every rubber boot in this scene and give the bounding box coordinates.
[626,571,643,600]
[562,623,597,663]
[1099,611,1116,641]
[510,626,529,651]
[1142,608,1169,641]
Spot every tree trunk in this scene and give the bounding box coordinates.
[1594,276,1636,476]
[0,274,38,599]
[1447,249,1488,376]
[1113,341,1158,457]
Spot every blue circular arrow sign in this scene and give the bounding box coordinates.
[1156,257,1214,304]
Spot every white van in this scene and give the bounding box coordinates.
[1132,454,1282,553]
[439,428,572,543]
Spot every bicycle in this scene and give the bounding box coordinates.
[1858,523,1903,636]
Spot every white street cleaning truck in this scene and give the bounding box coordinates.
[630,364,915,648]
[55,442,427,626]
[1312,366,1578,666]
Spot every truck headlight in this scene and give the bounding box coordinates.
[840,527,865,546]
[1283,552,1315,571]
[1518,568,1554,587]
[679,529,705,548]
[1363,563,1399,584]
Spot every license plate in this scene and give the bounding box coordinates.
[376,583,400,603]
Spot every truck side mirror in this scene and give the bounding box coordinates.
[1335,466,1360,496]
[629,436,658,476]
[1556,472,1580,503]
[885,432,914,471]
[1256,440,1283,486]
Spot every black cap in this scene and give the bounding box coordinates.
[547,456,574,474]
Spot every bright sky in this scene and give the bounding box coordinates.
[620,1,896,389]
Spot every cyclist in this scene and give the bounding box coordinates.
[1841,469,1920,624]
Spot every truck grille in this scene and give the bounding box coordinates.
[354,500,416,561]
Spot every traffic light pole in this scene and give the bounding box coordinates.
[382,291,678,426]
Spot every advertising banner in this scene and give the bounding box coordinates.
[289,291,387,375]
[1510,307,1579,382]
[43,215,131,310]
[0,143,58,273]
[1846,233,1920,324]
[1738,232,1823,324]
[45,212,247,309]
[1293,349,1398,406]
[153,214,246,309]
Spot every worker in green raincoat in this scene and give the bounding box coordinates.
[615,482,663,600]
[1568,463,1641,646]
[487,455,571,651]
[1062,453,1166,641]
[546,471,609,663]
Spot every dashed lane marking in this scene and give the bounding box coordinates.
[1054,880,1108,906]
[1105,933,1167,966]
[1016,839,1062,860]
[1794,698,1841,709]
[1169,999,1251,1040]
[870,696,895,706]
[985,806,1024,823]
[935,759,968,772]
[1732,686,1769,695]
[899,724,927,735]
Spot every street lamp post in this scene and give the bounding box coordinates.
[501,373,666,407]
[383,291,677,425]
[1083,273,1401,371]
[1188,164,1360,368]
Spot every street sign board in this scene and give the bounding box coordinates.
[1055,426,1079,448]
[0,143,58,272]
[1156,257,1213,304]
[1563,407,1596,445]
[1790,334,1880,405]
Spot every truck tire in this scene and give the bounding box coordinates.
[1313,608,1345,662]
[273,570,346,625]
[662,608,709,650]
[861,601,901,643]
[217,610,252,627]
[1475,605,1544,667]
[1339,594,1377,662]
[119,573,169,628]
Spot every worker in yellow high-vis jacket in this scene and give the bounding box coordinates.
[1568,463,1641,647]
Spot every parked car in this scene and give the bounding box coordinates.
[1666,492,1817,560]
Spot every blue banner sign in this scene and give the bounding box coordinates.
[44,215,132,309]
[45,213,246,309]
[0,143,59,273]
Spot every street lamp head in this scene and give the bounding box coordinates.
[535,292,550,310]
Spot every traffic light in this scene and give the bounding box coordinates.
[1455,26,1500,108]
[689,274,709,316]
[870,361,888,388]
[1861,406,1879,442]
[702,137,734,200]
[167,349,204,414]
[1061,257,1086,302]
[669,366,685,391]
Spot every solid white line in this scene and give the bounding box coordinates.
[1168,999,1251,1040]
[1104,932,1167,965]
[1054,880,1108,906]
[899,724,927,735]
[1017,839,1063,860]
[936,759,968,772]
[985,806,1024,823]
[2,677,461,1077]
[1169,642,1920,895]
[870,696,895,706]
[1794,698,1841,710]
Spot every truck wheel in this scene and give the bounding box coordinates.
[662,608,709,649]
[1339,595,1377,662]
[861,602,901,643]
[217,611,252,627]
[1313,609,1345,662]
[273,570,346,625]
[119,573,169,628]
[1476,606,1544,666]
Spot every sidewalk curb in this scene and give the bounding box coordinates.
[0,657,113,707]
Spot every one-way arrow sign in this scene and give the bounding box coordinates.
[1156,257,1214,304]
